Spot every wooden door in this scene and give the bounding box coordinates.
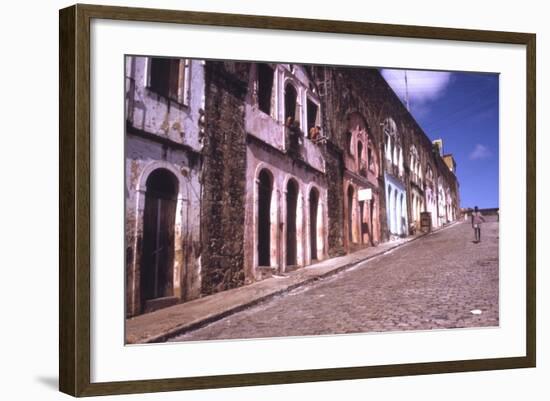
[141,169,178,309]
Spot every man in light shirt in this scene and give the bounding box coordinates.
[471,206,486,243]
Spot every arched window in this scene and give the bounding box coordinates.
[385,133,392,162]
[410,145,420,184]
[383,117,398,166]
[368,147,373,171]
[426,164,434,182]
[345,131,353,154]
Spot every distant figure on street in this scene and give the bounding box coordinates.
[471,206,486,243]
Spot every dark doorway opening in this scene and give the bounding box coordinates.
[347,185,354,244]
[359,200,365,244]
[370,198,375,245]
[286,180,299,266]
[258,169,272,266]
[141,169,178,311]
[309,188,319,261]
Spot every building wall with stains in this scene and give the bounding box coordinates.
[124,58,461,317]
[312,66,390,248]
[243,139,329,280]
[243,63,329,280]
[313,65,460,241]
[124,56,204,317]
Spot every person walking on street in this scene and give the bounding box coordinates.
[471,206,485,243]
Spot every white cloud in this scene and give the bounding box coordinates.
[380,69,453,105]
[469,144,492,160]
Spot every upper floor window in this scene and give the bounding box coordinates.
[284,83,299,127]
[385,133,392,161]
[368,147,374,171]
[426,165,434,182]
[383,117,398,166]
[257,63,274,115]
[148,57,190,105]
[410,145,421,184]
[398,147,404,174]
[306,98,319,134]
[383,117,397,136]
[345,131,353,154]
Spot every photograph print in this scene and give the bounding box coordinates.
[124,56,499,345]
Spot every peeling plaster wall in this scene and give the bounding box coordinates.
[125,137,203,316]
[124,59,461,315]
[243,62,329,278]
[246,63,325,172]
[124,56,204,317]
[243,140,329,280]
[125,57,205,151]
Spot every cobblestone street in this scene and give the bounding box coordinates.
[170,218,499,342]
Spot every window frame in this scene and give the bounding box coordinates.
[145,57,191,106]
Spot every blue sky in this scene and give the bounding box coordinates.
[380,68,499,209]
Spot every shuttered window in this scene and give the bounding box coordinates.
[148,57,190,105]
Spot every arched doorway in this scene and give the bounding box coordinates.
[141,169,178,311]
[309,187,319,261]
[258,169,273,267]
[393,190,399,234]
[369,197,375,245]
[286,179,299,267]
[400,193,405,234]
[347,185,355,244]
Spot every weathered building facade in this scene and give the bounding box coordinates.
[243,63,328,280]
[308,66,386,253]
[125,57,461,317]
[125,56,205,316]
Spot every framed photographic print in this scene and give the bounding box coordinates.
[59,3,536,397]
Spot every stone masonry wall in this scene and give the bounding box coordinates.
[201,62,249,295]
[324,142,346,256]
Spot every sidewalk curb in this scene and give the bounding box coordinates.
[139,221,461,343]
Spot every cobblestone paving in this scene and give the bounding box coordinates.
[170,218,499,342]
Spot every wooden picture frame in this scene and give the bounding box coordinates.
[59,3,536,397]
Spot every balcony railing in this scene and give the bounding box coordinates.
[286,124,326,173]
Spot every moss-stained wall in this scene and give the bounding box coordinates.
[200,62,249,295]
